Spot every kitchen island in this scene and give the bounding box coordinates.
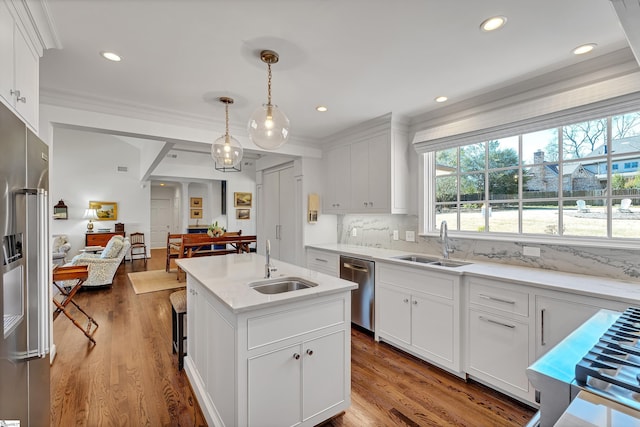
[176,253,357,427]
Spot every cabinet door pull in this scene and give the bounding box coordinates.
[541,308,546,346]
[403,298,409,303]
[412,300,418,305]
[479,316,515,329]
[314,258,328,263]
[293,353,300,360]
[306,349,314,356]
[479,294,516,305]
[10,89,26,103]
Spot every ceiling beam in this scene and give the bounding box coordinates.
[611,0,640,66]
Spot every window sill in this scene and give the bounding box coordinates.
[419,230,640,250]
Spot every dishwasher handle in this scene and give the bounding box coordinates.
[342,262,369,272]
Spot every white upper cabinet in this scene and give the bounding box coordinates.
[322,113,409,214]
[0,0,58,133]
[323,145,351,214]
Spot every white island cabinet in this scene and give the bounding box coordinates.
[177,253,356,427]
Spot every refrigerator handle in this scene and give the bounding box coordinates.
[19,188,50,359]
[36,188,50,357]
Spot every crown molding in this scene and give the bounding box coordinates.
[409,48,640,135]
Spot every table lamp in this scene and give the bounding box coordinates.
[83,208,98,231]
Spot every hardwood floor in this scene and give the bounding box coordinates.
[51,249,535,426]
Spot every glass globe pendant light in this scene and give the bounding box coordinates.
[248,50,290,150]
[211,96,243,170]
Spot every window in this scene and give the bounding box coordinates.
[428,110,640,240]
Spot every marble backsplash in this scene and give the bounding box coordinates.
[337,214,640,283]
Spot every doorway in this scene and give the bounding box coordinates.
[151,198,172,248]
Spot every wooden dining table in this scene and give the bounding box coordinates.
[176,234,257,281]
[179,234,257,258]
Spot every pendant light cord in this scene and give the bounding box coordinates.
[225,101,230,137]
[267,63,272,105]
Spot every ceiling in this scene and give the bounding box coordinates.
[40,0,636,153]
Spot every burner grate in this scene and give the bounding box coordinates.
[575,306,640,395]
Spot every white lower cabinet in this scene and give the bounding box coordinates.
[535,293,626,359]
[376,262,461,375]
[465,277,534,404]
[305,248,339,277]
[249,331,345,426]
[186,274,351,427]
[467,308,531,397]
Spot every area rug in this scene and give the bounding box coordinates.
[128,270,185,294]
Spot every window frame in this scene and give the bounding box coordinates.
[420,111,640,249]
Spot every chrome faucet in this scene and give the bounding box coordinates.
[439,220,452,259]
[265,239,277,278]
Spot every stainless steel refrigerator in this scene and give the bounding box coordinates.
[1,102,51,426]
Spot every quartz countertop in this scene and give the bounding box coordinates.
[176,253,357,314]
[307,243,640,304]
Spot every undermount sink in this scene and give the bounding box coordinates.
[392,255,440,264]
[428,260,471,268]
[249,277,318,294]
[392,254,471,268]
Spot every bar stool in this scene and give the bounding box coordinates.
[169,289,187,370]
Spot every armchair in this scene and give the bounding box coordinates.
[64,235,131,287]
[52,235,71,266]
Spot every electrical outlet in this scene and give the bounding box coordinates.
[405,231,415,242]
[523,246,541,257]
[351,228,357,237]
[393,230,399,240]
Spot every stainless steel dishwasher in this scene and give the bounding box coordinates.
[340,255,375,332]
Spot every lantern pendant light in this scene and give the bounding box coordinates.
[248,50,290,150]
[212,96,243,171]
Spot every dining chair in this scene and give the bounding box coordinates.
[129,232,147,265]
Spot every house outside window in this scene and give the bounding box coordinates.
[430,110,640,240]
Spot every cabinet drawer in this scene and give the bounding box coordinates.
[469,278,529,318]
[248,298,345,350]
[378,263,455,299]
[306,249,339,277]
[86,232,125,247]
[467,308,530,394]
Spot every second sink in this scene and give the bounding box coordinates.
[392,254,471,268]
[249,277,318,294]
[392,254,440,264]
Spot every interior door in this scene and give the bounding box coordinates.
[150,198,172,248]
[277,166,295,264]
[262,170,280,258]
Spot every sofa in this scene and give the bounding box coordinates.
[64,235,131,287]
[52,234,71,266]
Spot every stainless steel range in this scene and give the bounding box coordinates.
[527,307,640,426]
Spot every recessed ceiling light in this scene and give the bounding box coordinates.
[100,51,122,62]
[316,106,328,112]
[435,96,448,103]
[160,183,165,186]
[572,43,597,55]
[480,16,507,32]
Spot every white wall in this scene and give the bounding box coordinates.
[50,127,150,257]
[301,156,337,245]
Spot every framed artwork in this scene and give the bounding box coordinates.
[234,192,252,207]
[89,201,117,221]
[236,209,250,220]
[190,197,202,208]
[190,209,203,219]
